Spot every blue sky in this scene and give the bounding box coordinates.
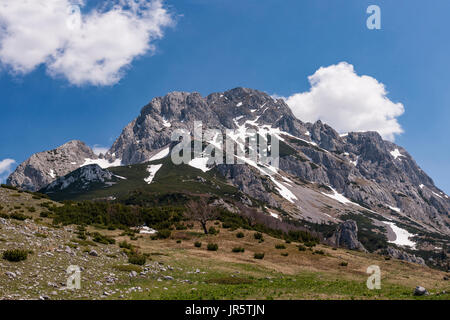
[0,0,449,193]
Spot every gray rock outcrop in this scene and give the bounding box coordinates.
[7,140,98,191]
[331,220,367,252]
[386,246,426,266]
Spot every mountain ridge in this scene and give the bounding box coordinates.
[6,88,449,239]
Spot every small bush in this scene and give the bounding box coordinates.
[339,262,348,267]
[298,245,306,251]
[254,232,263,240]
[92,232,115,245]
[254,253,265,259]
[34,233,47,238]
[194,241,202,248]
[207,243,218,251]
[2,249,28,262]
[232,247,245,253]
[285,239,291,244]
[154,229,171,239]
[119,241,133,250]
[275,244,286,250]
[281,252,289,257]
[39,211,50,218]
[0,212,10,219]
[176,240,182,244]
[10,212,29,221]
[128,253,146,265]
[304,241,316,248]
[208,226,219,235]
[313,250,325,255]
[236,232,244,238]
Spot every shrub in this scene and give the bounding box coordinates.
[155,229,171,239]
[304,241,316,248]
[2,249,28,262]
[92,232,116,245]
[39,211,50,218]
[232,247,245,253]
[339,262,348,267]
[254,232,263,240]
[176,240,182,244]
[313,250,325,255]
[34,233,47,238]
[0,212,10,219]
[128,253,146,265]
[10,212,29,221]
[208,226,219,235]
[281,252,289,257]
[298,244,306,251]
[194,241,202,248]
[207,243,218,251]
[275,244,286,250]
[236,232,244,238]
[119,241,133,250]
[26,206,36,213]
[285,239,291,244]
[254,253,265,259]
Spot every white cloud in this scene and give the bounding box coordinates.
[0,158,16,183]
[92,145,109,156]
[0,0,174,86]
[283,62,405,141]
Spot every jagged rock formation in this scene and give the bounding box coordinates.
[331,220,367,252]
[7,141,98,191]
[386,246,426,266]
[41,164,115,194]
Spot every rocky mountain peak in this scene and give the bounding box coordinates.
[7,140,98,191]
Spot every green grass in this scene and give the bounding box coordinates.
[105,259,449,300]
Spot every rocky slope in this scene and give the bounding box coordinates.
[7,141,107,192]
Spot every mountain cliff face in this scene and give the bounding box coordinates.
[7,141,99,191]
[7,88,450,237]
[104,88,449,233]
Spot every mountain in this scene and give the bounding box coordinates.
[7,88,450,258]
[7,140,121,192]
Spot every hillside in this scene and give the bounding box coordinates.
[0,186,449,300]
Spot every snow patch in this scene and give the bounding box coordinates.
[236,102,243,107]
[321,187,359,207]
[385,222,416,249]
[388,205,401,213]
[188,157,212,173]
[49,169,56,178]
[138,226,157,235]
[82,158,122,169]
[390,149,405,160]
[162,118,171,128]
[149,147,170,162]
[144,164,162,184]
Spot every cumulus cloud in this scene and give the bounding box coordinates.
[284,62,405,141]
[0,0,174,86]
[0,158,16,183]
